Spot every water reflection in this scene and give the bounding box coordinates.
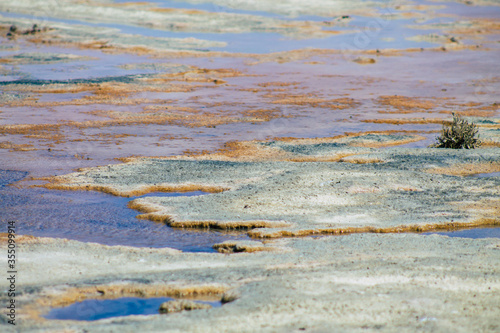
[0,170,249,251]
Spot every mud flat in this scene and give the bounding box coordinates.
[0,0,346,41]
[41,132,500,238]
[0,0,500,330]
[8,132,500,331]
[1,232,499,332]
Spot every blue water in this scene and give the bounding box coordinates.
[0,3,438,54]
[472,172,500,178]
[0,170,249,251]
[113,0,290,19]
[0,169,28,187]
[43,297,221,321]
[424,227,500,239]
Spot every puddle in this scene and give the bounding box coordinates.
[1,0,500,256]
[0,170,249,251]
[43,297,221,321]
[427,0,500,19]
[471,172,500,178]
[423,227,500,239]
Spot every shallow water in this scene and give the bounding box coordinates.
[472,172,500,178]
[43,297,221,321]
[428,0,500,19]
[0,4,440,54]
[424,227,500,239]
[0,170,249,251]
[1,0,499,250]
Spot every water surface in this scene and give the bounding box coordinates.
[0,170,249,251]
[44,296,221,321]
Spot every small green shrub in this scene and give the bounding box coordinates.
[434,113,481,149]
